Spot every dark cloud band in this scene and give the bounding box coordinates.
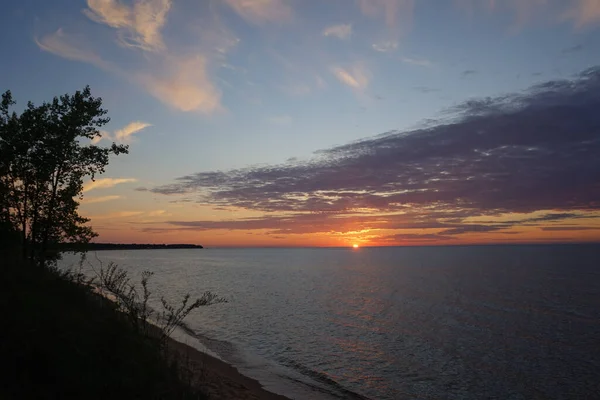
[150,67,600,238]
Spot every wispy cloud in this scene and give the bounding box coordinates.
[139,55,222,113]
[222,0,292,24]
[84,0,172,51]
[413,86,440,93]
[35,28,115,71]
[150,66,600,240]
[357,0,415,29]
[279,83,312,96]
[357,0,415,44]
[267,115,293,125]
[36,32,222,113]
[118,211,145,218]
[90,130,111,145]
[372,41,398,52]
[88,209,171,221]
[115,121,151,141]
[401,56,433,67]
[354,0,600,38]
[541,226,600,231]
[81,195,122,204]
[457,0,600,29]
[83,178,137,193]
[37,1,225,114]
[563,0,600,27]
[561,44,583,54]
[92,121,151,144]
[90,211,146,220]
[331,64,371,90]
[456,0,547,28]
[323,24,352,40]
[148,210,168,217]
[144,211,598,239]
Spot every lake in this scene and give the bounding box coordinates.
[61,245,600,399]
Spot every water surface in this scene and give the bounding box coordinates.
[62,245,600,399]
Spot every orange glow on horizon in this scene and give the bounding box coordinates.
[84,207,600,247]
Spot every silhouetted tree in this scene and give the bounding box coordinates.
[0,91,20,250]
[0,87,127,266]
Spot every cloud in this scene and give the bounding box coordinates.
[36,34,222,114]
[139,55,222,113]
[267,115,293,125]
[222,0,292,24]
[90,211,145,219]
[323,24,352,40]
[91,130,110,145]
[331,65,371,90]
[37,1,225,114]
[357,0,415,45]
[162,213,393,234]
[354,0,600,39]
[115,121,151,141]
[89,209,172,221]
[378,232,452,242]
[279,83,312,96]
[439,224,507,235]
[92,121,151,144]
[563,0,600,27]
[541,226,600,231]
[525,213,582,222]
[456,0,547,29]
[561,44,583,54]
[357,0,415,29]
[457,0,600,29]
[83,178,137,193]
[84,0,130,27]
[413,86,440,93]
[150,66,600,239]
[84,0,172,51]
[148,210,167,217]
[145,211,598,238]
[35,28,115,71]
[372,41,398,52]
[117,211,145,218]
[401,56,433,67]
[81,195,122,204]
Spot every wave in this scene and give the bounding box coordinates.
[276,356,371,400]
[176,321,370,399]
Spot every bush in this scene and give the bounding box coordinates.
[0,255,224,399]
[89,258,227,347]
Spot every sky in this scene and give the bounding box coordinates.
[1,0,600,247]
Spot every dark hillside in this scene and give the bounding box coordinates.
[0,253,206,399]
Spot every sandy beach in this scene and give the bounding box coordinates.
[152,325,291,400]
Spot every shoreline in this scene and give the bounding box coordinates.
[88,276,290,399]
[149,324,292,400]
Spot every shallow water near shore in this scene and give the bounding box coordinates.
[62,245,600,399]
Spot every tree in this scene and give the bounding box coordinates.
[0,92,19,249]
[0,87,128,266]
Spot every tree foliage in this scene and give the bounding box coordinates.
[0,86,127,265]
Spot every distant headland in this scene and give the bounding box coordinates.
[60,243,204,251]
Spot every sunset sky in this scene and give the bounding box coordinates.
[1,0,600,247]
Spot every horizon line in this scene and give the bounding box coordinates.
[89,241,600,249]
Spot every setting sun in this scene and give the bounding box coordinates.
[352,244,359,248]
